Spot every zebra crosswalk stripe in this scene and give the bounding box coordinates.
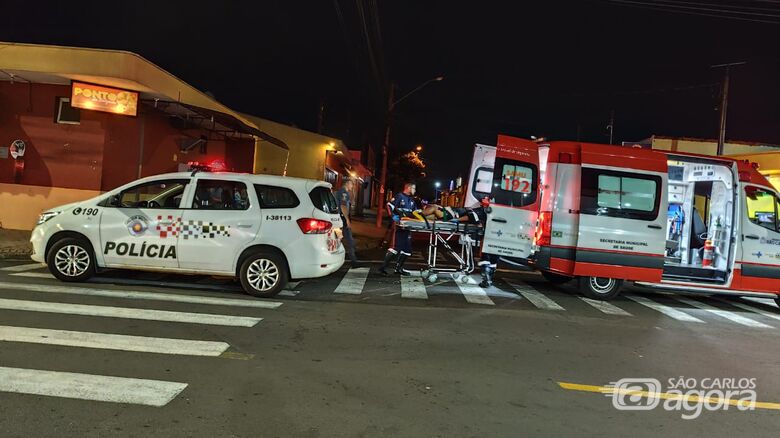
[455,275,495,306]
[720,299,780,322]
[0,263,45,272]
[400,276,427,299]
[579,297,633,316]
[0,298,262,327]
[8,272,51,279]
[625,295,704,323]
[676,297,773,329]
[333,267,370,294]
[0,325,229,356]
[506,282,564,310]
[0,281,282,309]
[0,366,187,407]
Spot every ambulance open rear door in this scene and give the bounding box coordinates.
[482,135,541,263]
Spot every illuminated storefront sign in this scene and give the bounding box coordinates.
[71,81,139,116]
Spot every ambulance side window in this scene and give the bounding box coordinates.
[745,186,779,233]
[581,168,661,221]
[491,158,538,207]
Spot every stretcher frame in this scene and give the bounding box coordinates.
[398,218,483,283]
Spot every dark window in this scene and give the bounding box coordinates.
[490,157,538,207]
[309,186,339,214]
[581,168,661,221]
[472,166,493,204]
[103,179,190,209]
[55,97,81,125]
[192,179,250,210]
[254,185,300,209]
[745,186,780,233]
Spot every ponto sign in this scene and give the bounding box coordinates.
[71,81,139,116]
[9,140,25,159]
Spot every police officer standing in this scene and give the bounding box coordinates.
[335,178,358,265]
[379,182,417,276]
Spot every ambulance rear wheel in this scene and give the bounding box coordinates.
[579,276,622,300]
[541,271,573,285]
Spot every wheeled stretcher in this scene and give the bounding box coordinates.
[397,215,484,283]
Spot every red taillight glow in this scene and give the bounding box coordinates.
[297,218,333,234]
[534,211,552,246]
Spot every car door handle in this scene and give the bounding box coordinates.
[491,218,507,224]
[237,224,253,228]
[647,224,663,229]
[745,234,760,240]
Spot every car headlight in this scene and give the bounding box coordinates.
[37,211,62,225]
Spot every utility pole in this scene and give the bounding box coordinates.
[711,61,746,156]
[607,109,615,145]
[376,83,394,229]
[316,100,325,134]
[375,75,443,228]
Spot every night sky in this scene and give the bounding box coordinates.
[3,0,779,189]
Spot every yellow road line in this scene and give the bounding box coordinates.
[557,381,780,410]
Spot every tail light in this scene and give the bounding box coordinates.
[534,211,552,246]
[297,218,333,234]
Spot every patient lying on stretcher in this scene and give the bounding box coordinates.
[408,205,482,224]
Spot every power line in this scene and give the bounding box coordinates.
[602,0,780,23]
[643,0,780,16]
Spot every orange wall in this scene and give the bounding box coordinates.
[0,82,254,192]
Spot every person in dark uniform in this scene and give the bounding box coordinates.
[379,182,417,276]
[335,178,358,265]
[473,197,500,287]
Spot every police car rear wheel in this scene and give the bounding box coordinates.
[47,237,95,282]
[579,276,622,300]
[240,251,287,298]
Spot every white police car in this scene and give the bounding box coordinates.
[30,168,345,297]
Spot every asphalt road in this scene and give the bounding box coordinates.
[0,260,778,437]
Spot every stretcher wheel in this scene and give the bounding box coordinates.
[420,270,429,278]
[427,274,438,283]
[460,275,472,284]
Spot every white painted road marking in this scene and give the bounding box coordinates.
[8,272,51,279]
[1,263,45,272]
[400,276,427,300]
[0,325,229,356]
[579,297,633,316]
[0,281,282,309]
[676,297,773,328]
[333,267,370,294]
[455,275,495,306]
[721,299,780,322]
[626,295,705,323]
[278,290,300,297]
[507,282,564,310]
[0,298,262,327]
[0,366,187,407]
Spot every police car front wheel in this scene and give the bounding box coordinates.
[578,276,622,300]
[47,237,95,282]
[240,251,288,298]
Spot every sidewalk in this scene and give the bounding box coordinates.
[348,215,390,261]
[0,228,32,260]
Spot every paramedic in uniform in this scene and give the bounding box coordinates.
[379,182,417,276]
[474,197,500,287]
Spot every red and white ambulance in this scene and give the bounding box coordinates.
[482,135,780,303]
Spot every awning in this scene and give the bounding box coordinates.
[141,99,288,150]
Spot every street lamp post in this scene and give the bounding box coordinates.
[434,181,441,203]
[376,76,444,228]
